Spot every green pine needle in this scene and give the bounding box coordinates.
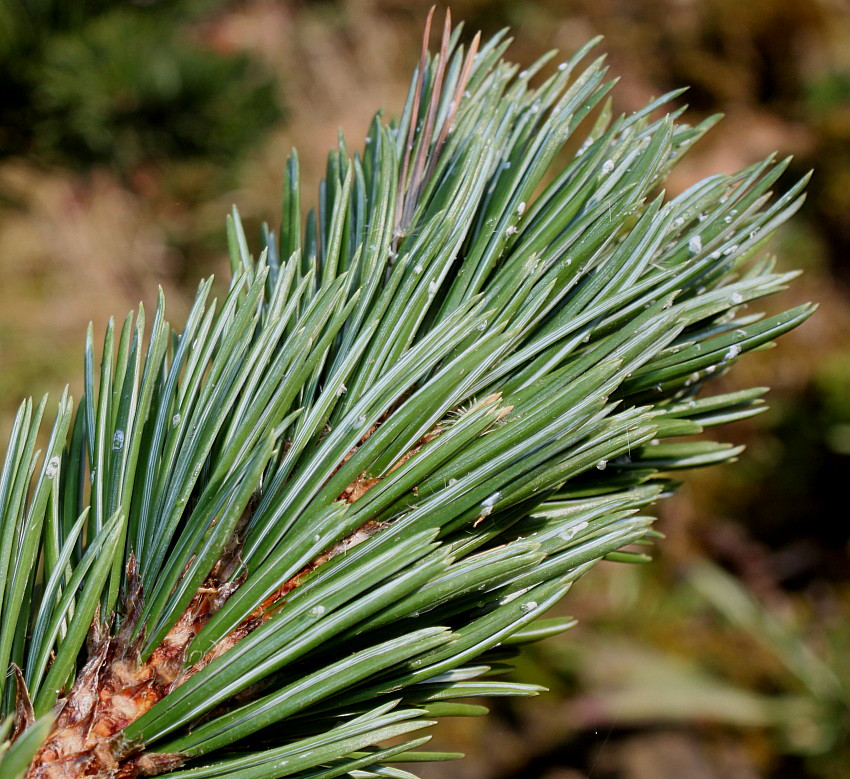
[0,12,812,779]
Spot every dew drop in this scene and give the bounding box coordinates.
[559,521,588,542]
[172,413,181,427]
[112,430,124,450]
[506,225,518,236]
[725,344,741,360]
[558,62,568,71]
[428,280,438,296]
[602,159,615,174]
[688,235,702,254]
[482,491,501,508]
[731,292,744,304]
[521,601,538,613]
[517,201,527,215]
[46,456,60,480]
[311,605,326,617]
[414,264,423,274]
[596,460,607,470]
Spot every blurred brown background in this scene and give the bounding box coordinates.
[1,1,848,776]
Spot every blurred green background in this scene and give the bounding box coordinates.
[0,1,848,776]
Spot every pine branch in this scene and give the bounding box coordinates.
[0,12,812,779]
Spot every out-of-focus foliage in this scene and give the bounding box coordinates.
[0,0,281,172]
[0,1,284,413]
[523,562,850,775]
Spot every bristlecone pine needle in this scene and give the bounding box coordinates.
[0,10,813,779]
